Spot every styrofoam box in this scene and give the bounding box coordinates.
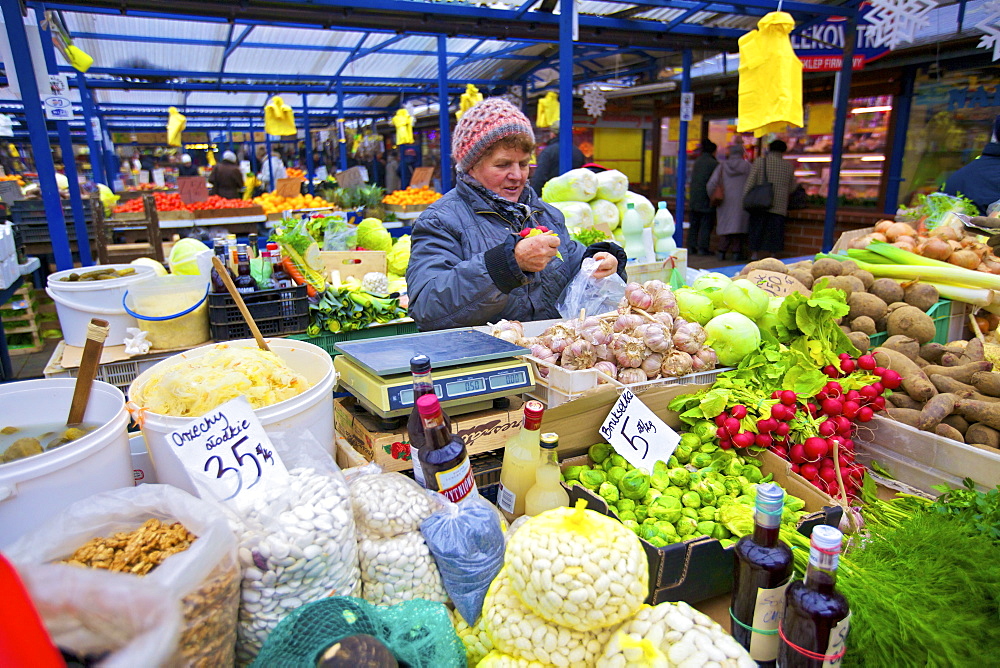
[0,222,15,261]
[0,255,18,291]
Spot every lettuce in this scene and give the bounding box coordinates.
[541,168,598,203]
[589,198,621,230]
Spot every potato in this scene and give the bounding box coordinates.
[753,257,788,274]
[961,338,985,363]
[929,375,1000,403]
[966,423,1000,449]
[919,343,947,364]
[882,335,920,361]
[954,399,1000,430]
[788,269,814,289]
[903,283,939,312]
[849,270,875,290]
[886,407,923,428]
[921,361,994,384]
[826,275,864,299]
[851,316,877,335]
[935,423,965,442]
[870,278,905,305]
[847,331,870,353]
[888,393,924,410]
[873,347,937,402]
[839,260,859,275]
[886,301,909,315]
[971,371,1000,397]
[887,305,936,344]
[811,258,844,279]
[848,293,888,324]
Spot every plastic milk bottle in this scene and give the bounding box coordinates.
[621,202,645,261]
[653,201,678,260]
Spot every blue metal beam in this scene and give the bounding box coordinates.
[663,3,709,32]
[674,49,692,249]
[884,65,914,215]
[458,42,545,65]
[338,33,374,77]
[514,0,538,19]
[75,72,107,185]
[558,0,573,174]
[303,94,315,194]
[337,81,348,171]
[437,34,452,192]
[447,38,486,72]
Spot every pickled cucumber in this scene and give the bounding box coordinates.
[3,437,43,463]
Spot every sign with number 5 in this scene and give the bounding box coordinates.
[167,396,289,507]
[599,390,680,471]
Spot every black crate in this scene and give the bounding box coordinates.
[11,200,94,245]
[208,284,310,340]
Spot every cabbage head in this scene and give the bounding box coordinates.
[595,170,629,202]
[541,168,598,203]
[549,201,594,230]
[589,198,621,230]
[615,192,655,227]
[357,218,392,252]
[386,234,411,275]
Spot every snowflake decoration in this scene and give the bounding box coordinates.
[865,0,936,50]
[582,85,606,118]
[976,0,1000,61]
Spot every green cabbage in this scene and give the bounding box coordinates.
[595,170,629,202]
[356,218,392,252]
[615,192,655,226]
[588,198,621,230]
[386,234,411,275]
[550,201,595,230]
[541,168,598,203]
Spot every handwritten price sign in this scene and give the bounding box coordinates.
[599,390,680,471]
[167,396,288,507]
[747,270,811,298]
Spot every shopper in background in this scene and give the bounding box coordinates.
[209,151,245,200]
[529,125,585,193]
[707,144,751,261]
[257,147,287,186]
[407,98,625,331]
[177,154,199,177]
[386,150,401,193]
[687,140,719,256]
[944,115,1000,215]
[744,139,796,260]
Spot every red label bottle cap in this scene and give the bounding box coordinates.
[416,393,440,416]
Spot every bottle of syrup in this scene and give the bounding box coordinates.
[778,525,850,668]
[210,240,235,293]
[732,483,794,667]
[406,354,450,487]
[234,245,257,294]
[416,394,477,503]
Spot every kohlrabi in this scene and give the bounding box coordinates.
[721,278,770,321]
[692,272,733,307]
[704,312,761,366]
[675,288,715,325]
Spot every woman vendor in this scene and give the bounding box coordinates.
[406,98,627,331]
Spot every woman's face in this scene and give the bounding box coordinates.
[469,146,531,203]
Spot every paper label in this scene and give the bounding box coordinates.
[434,456,475,503]
[823,612,851,668]
[749,582,789,662]
[166,396,288,507]
[497,482,516,514]
[748,270,812,298]
[599,389,680,471]
[410,445,426,486]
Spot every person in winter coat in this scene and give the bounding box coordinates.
[406,98,626,331]
[257,148,287,187]
[944,115,1000,215]
[177,154,200,177]
[707,145,751,261]
[743,139,796,260]
[209,151,245,200]
[687,140,719,256]
[529,126,586,193]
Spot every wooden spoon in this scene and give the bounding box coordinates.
[67,318,109,427]
[211,255,271,352]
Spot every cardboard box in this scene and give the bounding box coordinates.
[831,226,874,253]
[334,396,525,473]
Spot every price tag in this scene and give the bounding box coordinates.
[747,270,811,298]
[409,166,434,189]
[680,92,695,122]
[177,176,209,204]
[599,389,680,471]
[166,396,288,507]
[274,177,302,199]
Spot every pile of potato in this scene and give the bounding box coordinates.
[738,257,941,354]
[872,336,1000,451]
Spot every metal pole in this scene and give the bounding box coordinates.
[75,73,105,185]
[823,18,857,252]
[337,81,348,172]
[674,49,692,248]
[265,130,275,191]
[437,34,452,192]
[1,0,73,270]
[883,65,914,215]
[36,6,92,266]
[558,0,574,174]
[303,94,315,194]
[248,124,257,174]
[98,114,118,187]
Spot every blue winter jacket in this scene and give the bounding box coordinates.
[406,179,626,331]
[944,143,1000,215]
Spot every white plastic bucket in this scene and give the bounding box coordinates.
[123,275,210,350]
[46,264,155,347]
[129,433,157,485]
[0,379,132,547]
[127,338,336,496]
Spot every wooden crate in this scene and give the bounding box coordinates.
[320,250,387,281]
[2,286,43,355]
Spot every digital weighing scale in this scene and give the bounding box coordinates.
[334,329,535,429]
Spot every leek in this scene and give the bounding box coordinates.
[854,241,957,269]
[818,251,1000,292]
[913,281,994,307]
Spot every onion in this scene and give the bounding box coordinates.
[874,220,894,234]
[885,222,917,242]
[893,239,916,253]
[949,249,980,270]
[921,237,953,261]
[869,232,887,243]
[928,224,962,242]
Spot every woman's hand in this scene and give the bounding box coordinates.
[514,234,561,272]
[589,251,619,279]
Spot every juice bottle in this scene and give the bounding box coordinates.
[497,400,545,520]
[523,432,569,516]
[416,394,477,503]
[778,526,850,668]
[731,482,794,667]
[620,202,645,261]
[406,354,450,487]
[653,201,678,260]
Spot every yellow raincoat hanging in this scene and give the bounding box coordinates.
[166,107,186,146]
[457,84,483,120]
[393,108,414,145]
[264,96,297,136]
[537,91,559,128]
[737,12,803,137]
[206,150,216,167]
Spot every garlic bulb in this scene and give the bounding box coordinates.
[491,319,524,340]
[593,343,615,363]
[611,334,649,368]
[593,361,618,382]
[560,339,596,370]
[635,323,673,354]
[529,343,558,377]
[646,281,679,317]
[613,313,644,333]
[651,311,674,331]
[579,317,614,346]
[673,321,707,354]
[661,350,694,377]
[624,282,653,310]
[640,352,663,379]
[692,347,718,372]
[617,368,647,385]
[540,323,577,354]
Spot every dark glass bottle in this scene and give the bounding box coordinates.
[732,482,794,667]
[248,233,259,259]
[406,354,450,487]
[417,393,476,503]
[234,246,257,294]
[268,242,294,289]
[778,526,850,668]
[210,241,235,293]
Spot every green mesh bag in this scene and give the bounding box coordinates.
[251,596,466,667]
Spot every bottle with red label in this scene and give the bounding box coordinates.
[416,393,477,503]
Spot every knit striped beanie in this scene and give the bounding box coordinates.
[451,98,535,173]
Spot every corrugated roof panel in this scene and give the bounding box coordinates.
[94,90,185,106]
[225,46,345,77]
[73,38,222,73]
[343,53,439,80]
[63,12,229,42]
[184,92,270,108]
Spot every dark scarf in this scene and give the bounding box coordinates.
[459,172,533,230]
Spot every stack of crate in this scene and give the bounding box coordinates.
[2,285,43,355]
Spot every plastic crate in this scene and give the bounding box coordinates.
[868,299,970,348]
[626,249,687,285]
[10,200,94,244]
[208,284,309,340]
[44,341,175,396]
[287,319,418,356]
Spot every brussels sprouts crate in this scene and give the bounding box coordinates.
[287,319,418,358]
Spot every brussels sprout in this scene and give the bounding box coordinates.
[648,495,683,523]
[719,538,736,549]
[722,459,744,477]
[654,520,678,537]
[784,495,806,512]
[617,498,637,514]
[623,519,640,533]
[643,489,663,506]
[703,472,725,485]
[619,510,637,523]
[690,452,714,469]
[698,443,719,454]
[663,486,684,499]
[691,420,718,443]
[679,432,702,451]
[642,517,657,526]
[667,467,690,488]
[650,471,671,493]
[760,473,774,483]
[681,507,699,520]
[566,480,583,488]
[589,442,612,464]
[620,469,650,501]
[634,504,648,523]
[693,481,716,506]
[579,469,607,490]
[562,465,591,482]
[599,481,620,504]
[674,443,694,464]
[675,516,698,537]
[735,495,754,506]
[668,455,681,468]
[653,460,670,475]
[718,502,754,537]
[697,506,718,522]
[741,455,763,468]
[607,465,627,487]
[696,520,717,538]
[608,454,629,470]
[639,524,660,542]
[648,535,670,548]
[714,449,738,463]
[711,523,731,540]
[743,466,763,484]
[706,478,727,499]
[717,495,736,507]
[737,476,755,495]
[723,476,742,497]
[681,491,702,509]
[689,471,702,486]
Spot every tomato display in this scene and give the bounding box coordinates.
[113,194,257,214]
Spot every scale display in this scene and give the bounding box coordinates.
[386,367,529,411]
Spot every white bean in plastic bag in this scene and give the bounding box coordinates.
[358,531,448,605]
[349,470,436,538]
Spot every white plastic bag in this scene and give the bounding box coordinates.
[556,256,627,319]
[6,484,240,667]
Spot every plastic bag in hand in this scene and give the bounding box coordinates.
[556,256,627,320]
